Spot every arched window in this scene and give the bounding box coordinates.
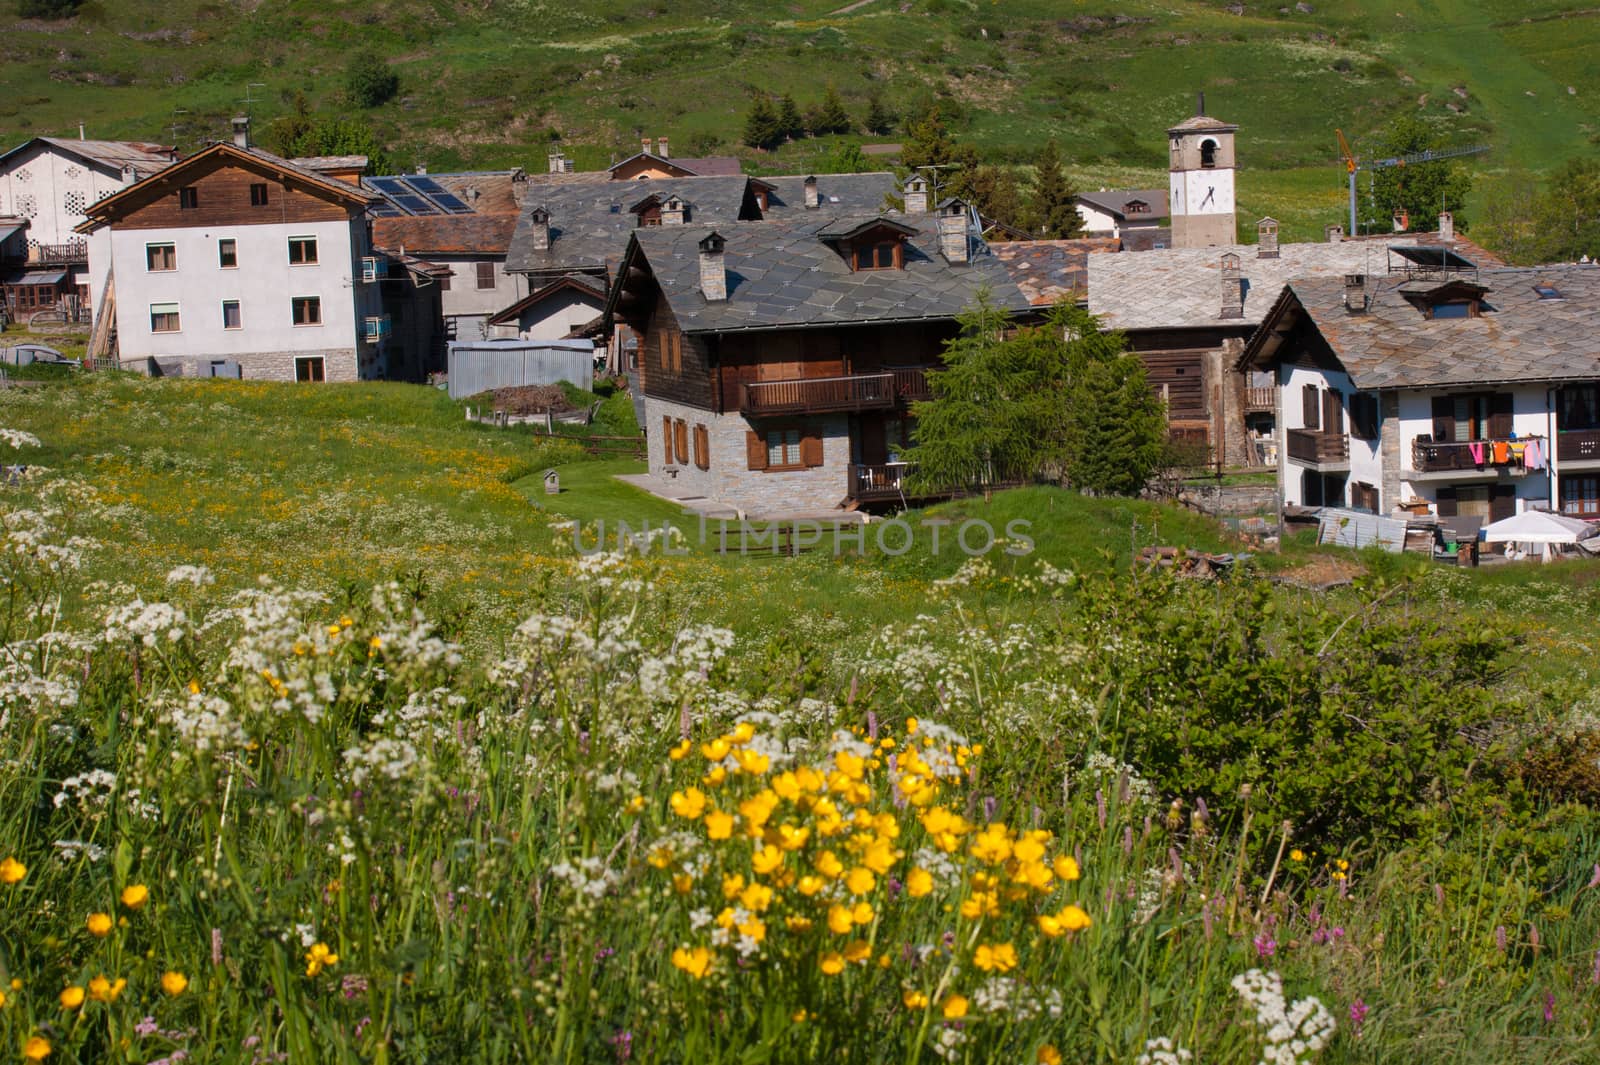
[1200,139,1218,169]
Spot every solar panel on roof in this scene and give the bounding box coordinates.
[367,177,410,195]
[402,176,474,214]
[1391,245,1477,270]
[390,195,439,215]
[369,201,404,217]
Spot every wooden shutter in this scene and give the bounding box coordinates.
[1488,393,1514,439]
[1326,390,1345,435]
[1435,485,1457,517]
[1490,483,1516,522]
[674,419,689,464]
[1302,384,1320,430]
[693,424,709,470]
[1430,396,1454,442]
[746,431,767,470]
[662,416,673,460]
[799,428,824,468]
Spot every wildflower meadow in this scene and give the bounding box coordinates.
[0,375,1598,1063]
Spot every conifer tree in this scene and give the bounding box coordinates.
[742,95,781,150]
[1060,306,1166,495]
[1029,139,1084,239]
[811,84,852,136]
[776,94,804,142]
[862,91,895,135]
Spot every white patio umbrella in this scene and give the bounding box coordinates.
[1481,510,1599,561]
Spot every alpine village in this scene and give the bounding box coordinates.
[3,3,1600,1064]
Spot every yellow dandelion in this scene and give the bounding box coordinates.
[119,884,149,910]
[86,912,113,937]
[161,971,188,996]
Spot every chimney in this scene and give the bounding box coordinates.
[1257,217,1279,259]
[698,232,727,302]
[903,175,929,214]
[78,122,85,141]
[1438,210,1454,243]
[662,195,687,226]
[529,206,550,252]
[938,199,971,265]
[1391,208,1408,233]
[465,186,480,204]
[642,137,652,157]
[416,164,427,175]
[1219,253,1244,318]
[231,115,250,149]
[657,137,669,159]
[120,164,137,188]
[803,175,819,210]
[1343,273,1368,314]
[1324,223,1344,243]
[548,149,564,174]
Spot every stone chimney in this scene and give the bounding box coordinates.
[662,195,687,226]
[1438,211,1454,243]
[548,150,564,174]
[803,175,819,210]
[939,199,971,265]
[529,206,550,252]
[1343,273,1368,315]
[657,137,669,159]
[1325,223,1344,243]
[231,115,250,150]
[641,137,652,157]
[1219,253,1244,319]
[698,232,727,302]
[1391,208,1408,233]
[903,175,929,215]
[1257,217,1279,259]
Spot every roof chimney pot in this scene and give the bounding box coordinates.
[529,206,551,252]
[1219,252,1244,318]
[1438,210,1454,243]
[1343,273,1369,314]
[1325,223,1344,244]
[803,175,819,210]
[1257,217,1279,259]
[938,199,971,264]
[231,115,250,150]
[698,232,727,302]
[657,137,669,159]
[903,175,929,215]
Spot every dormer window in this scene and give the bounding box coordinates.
[854,242,902,271]
[1125,199,1148,215]
[1431,301,1476,319]
[817,216,919,273]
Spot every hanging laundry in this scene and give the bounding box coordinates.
[1524,438,1545,471]
[1492,440,1510,464]
[1509,442,1526,463]
[1469,441,1485,465]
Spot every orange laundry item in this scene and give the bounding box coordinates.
[1492,440,1509,464]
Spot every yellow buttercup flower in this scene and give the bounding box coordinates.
[729,721,756,745]
[22,1036,50,1061]
[797,875,825,897]
[752,844,784,875]
[814,851,845,879]
[87,976,126,1003]
[1053,855,1081,881]
[905,867,934,898]
[1058,904,1092,931]
[161,971,188,996]
[974,942,1019,973]
[851,900,874,925]
[791,1009,810,1023]
[701,738,731,761]
[86,912,113,937]
[668,739,692,761]
[59,986,85,1010]
[1290,849,1305,862]
[845,867,876,895]
[842,939,871,963]
[0,857,26,885]
[119,884,149,910]
[669,788,707,820]
[1037,913,1065,937]
[1038,1045,1063,1065]
[739,882,773,913]
[827,904,855,935]
[903,989,928,1009]
[704,809,735,840]
[671,946,712,979]
[819,951,845,975]
[304,942,339,977]
[942,994,969,1020]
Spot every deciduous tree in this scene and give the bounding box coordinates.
[1368,114,1473,233]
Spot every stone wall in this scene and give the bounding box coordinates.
[643,396,851,516]
[127,346,360,382]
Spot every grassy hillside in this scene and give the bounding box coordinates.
[2,1,1598,238]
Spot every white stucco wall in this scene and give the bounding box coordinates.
[1396,386,1556,512]
[110,216,377,380]
[490,288,606,341]
[1277,363,1382,508]
[1075,203,1119,235]
[0,144,133,250]
[438,258,526,320]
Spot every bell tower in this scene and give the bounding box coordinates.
[1167,93,1238,248]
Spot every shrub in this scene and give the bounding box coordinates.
[18,0,82,16]
[345,53,400,108]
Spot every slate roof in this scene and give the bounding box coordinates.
[1,137,178,176]
[1088,232,1504,331]
[292,155,368,172]
[1119,227,1172,252]
[504,175,757,276]
[755,173,897,214]
[620,212,1032,334]
[991,237,1121,306]
[1243,265,1600,390]
[1075,189,1170,222]
[607,151,742,178]
[1169,114,1237,133]
[371,213,521,257]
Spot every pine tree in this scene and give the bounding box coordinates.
[1059,306,1167,495]
[812,84,852,136]
[1029,139,1084,239]
[862,91,894,135]
[776,94,804,142]
[742,95,781,150]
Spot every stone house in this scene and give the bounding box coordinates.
[605,199,1031,516]
[1241,259,1600,521]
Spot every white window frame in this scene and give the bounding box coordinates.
[294,355,326,383]
[145,242,176,273]
[290,295,322,327]
[287,235,319,266]
[221,300,242,331]
[149,302,180,334]
[218,238,238,269]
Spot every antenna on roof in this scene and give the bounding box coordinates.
[242,82,267,118]
[169,108,189,149]
[1197,91,1205,117]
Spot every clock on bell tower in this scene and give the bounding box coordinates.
[1167,93,1238,249]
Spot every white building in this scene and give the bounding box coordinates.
[1072,189,1169,241]
[1243,257,1600,524]
[76,134,393,382]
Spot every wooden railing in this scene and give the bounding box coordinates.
[1558,428,1600,463]
[889,365,933,403]
[849,462,911,501]
[1411,437,1542,472]
[30,242,87,265]
[740,367,934,415]
[1245,386,1275,413]
[1285,428,1349,464]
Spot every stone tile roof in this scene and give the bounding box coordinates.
[990,237,1121,305]
[370,213,521,257]
[755,173,897,213]
[291,155,368,172]
[1249,264,1600,390]
[21,137,178,175]
[1169,114,1237,133]
[1075,189,1169,222]
[671,155,743,177]
[1118,227,1173,252]
[626,211,1032,334]
[505,175,757,276]
[1088,232,1504,331]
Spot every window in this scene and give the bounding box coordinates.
[693,424,710,470]
[288,237,318,265]
[766,428,802,468]
[295,356,326,383]
[222,300,241,330]
[179,187,198,209]
[250,183,269,207]
[149,302,180,333]
[662,416,673,462]
[1562,475,1600,517]
[145,243,176,272]
[1200,139,1218,169]
[218,239,237,269]
[674,419,689,465]
[854,242,899,271]
[1431,302,1473,319]
[1455,485,1491,519]
[1534,283,1564,301]
[663,330,682,374]
[1125,199,1148,214]
[1561,386,1600,431]
[291,296,322,326]
[1350,482,1379,513]
[1453,395,1490,441]
[1301,384,1320,431]
[476,261,497,290]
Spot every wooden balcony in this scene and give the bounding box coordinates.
[849,462,912,502]
[1411,437,1541,473]
[1558,428,1600,463]
[1285,428,1349,466]
[1245,386,1276,414]
[739,367,932,416]
[29,242,87,266]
